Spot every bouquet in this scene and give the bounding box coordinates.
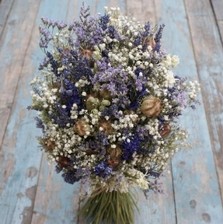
[29,5,200,224]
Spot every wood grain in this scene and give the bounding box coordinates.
[185,0,223,201]
[0,47,42,224]
[0,0,42,223]
[0,36,42,224]
[31,155,81,224]
[155,0,223,223]
[211,0,223,40]
[211,0,223,21]
[0,0,15,39]
[0,0,41,149]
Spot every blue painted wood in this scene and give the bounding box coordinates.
[0,0,42,223]
[185,0,223,201]
[0,0,15,40]
[0,0,40,147]
[31,155,81,224]
[210,0,223,41]
[155,0,223,223]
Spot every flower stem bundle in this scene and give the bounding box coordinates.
[80,189,137,224]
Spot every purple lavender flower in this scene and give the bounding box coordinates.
[99,14,110,30]
[122,134,142,161]
[34,117,45,131]
[72,5,104,49]
[39,26,52,49]
[62,169,82,184]
[175,91,187,108]
[95,161,112,178]
[49,102,72,127]
[154,24,165,52]
[92,64,129,97]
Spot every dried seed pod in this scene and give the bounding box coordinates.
[99,89,112,100]
[74,119,89,136]
[99,119,113,134]
[107,146,122,168]
[140,96,161,117]
[107,159,120,168]
[58,156,71,168]
[86,96,100,111]
[159,123,171,137]
[101,99,111,107]
[81,49,93,59]
[42,138,55,152]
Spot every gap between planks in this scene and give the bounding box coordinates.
[184,0,223,204]
[210,0,223,44]
[0,0,15,42]
[0,0,41,148]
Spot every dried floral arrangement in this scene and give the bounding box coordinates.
[29,5,200,224]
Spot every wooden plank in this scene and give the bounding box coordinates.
[0,107,10,149]
[31,155,81,224]
[0,0,80,223]
[218,21,223,41]
[210,0,223,42]
[211,0,223,20]
[185,0,223,200]
[212,0,223,43]
[133,171,175,224]
[142,0,157,25]
[0,0,15,39]
[0,0,41,149]
[155,0,223,223]
[0,54,42,224]
[126,0,144,22]
[0,0,42,223]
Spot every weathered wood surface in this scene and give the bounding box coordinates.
[211,0,223,41]
[0,0,223,223]
[0,0,15,39]
[0,0,42,222]
[155,0,223,223]
[185,0,223,203]
[0,0,41,149]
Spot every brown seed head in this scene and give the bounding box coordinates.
[99,119,113,134]
[99,89,112,100]
[74,119,89,136]
[86,96,100,111]
[140,96,161,117]
[81,49,93,59]
[43,139,55,152]
[58,156,71,168]
[107,146,122,168]
[159,123,171,137]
